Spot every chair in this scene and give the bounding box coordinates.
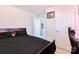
[68,27,78,54]
[39,40,56,54]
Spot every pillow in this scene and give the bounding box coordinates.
[11,30,16,37]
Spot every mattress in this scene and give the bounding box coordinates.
[0,35,50,54]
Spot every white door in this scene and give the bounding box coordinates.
[33,18,46,39]
[55,10,75,51]
[33,18,41,38]
[40,18,45,39]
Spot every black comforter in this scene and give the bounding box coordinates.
[0,35,50,54]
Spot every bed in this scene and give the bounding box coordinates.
[0,28,56,54]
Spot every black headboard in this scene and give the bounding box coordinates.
[14,28,27,36]
[0,28,27,39]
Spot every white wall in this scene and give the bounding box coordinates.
[75,6,79,39]
[0,6,35,36]
[46,6,76,51]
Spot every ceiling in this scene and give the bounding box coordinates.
[12,5,53,16]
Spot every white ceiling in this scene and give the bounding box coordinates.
[12,5,53,16]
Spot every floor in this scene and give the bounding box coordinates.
[55,47,71,54]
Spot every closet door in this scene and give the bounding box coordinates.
[55,10,76,51]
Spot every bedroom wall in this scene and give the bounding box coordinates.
[46,6,76,52]
[0,6,35,36]
[75,6,79,39]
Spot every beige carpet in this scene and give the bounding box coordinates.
[55,48,71,54]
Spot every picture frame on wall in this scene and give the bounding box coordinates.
[47,11,55,19]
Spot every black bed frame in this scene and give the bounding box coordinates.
[0,28,56,54]
[38,40,56,54]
